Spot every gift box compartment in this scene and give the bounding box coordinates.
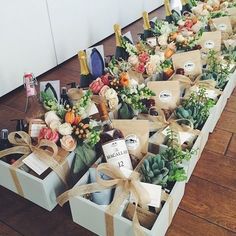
[0,151,75,211]
[69,154,186,236]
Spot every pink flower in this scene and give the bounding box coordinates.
[38,127,59,143]
[101,74,110,85]
[135,63,145,74]
[138,52,150,63]
[89,78,104,94]
[99,85,110,97]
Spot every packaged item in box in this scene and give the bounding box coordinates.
[112,119,149,162]
[172,50,202,77]
[147,81,181,110]
[210,16,233,34]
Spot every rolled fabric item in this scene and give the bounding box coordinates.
[89,167,113,205]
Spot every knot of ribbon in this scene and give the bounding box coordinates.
[57,163,151,236]
[0,131,68,187]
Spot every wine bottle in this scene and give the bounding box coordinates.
[143,11,154,40]
[78,51,94,88]
[181,0,191,14]
[114,24,129,61]
[60,87,70,106]
[97,101,133,170]
[164,0,174,24]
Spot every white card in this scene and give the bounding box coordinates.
[86,45,105,70]
[88,102,98,116]
[147,37,157,47]
[162,126,194,145]
[122,31,134,44]
[23,152,49,175]
[120,167,162,208]
[30,123,47,138]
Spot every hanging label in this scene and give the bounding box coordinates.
[159,90,172,102]
[23,152,49,175]
[204,40,215,49]
[184,61,195,72]
[102,139,133,170]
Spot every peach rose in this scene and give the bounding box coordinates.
[38,127,59,143]
[138,52,150,63]
[135,63,145,74]
[60,135,77,151]
[128,55,139,66]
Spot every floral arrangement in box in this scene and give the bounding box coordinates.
[88,71,156,119]
[41,89,101,182]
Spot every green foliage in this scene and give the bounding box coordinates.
[140,153,187,187]
[176,87,215,129]
[205,50,231,89]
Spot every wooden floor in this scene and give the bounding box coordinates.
[0,5,236,236]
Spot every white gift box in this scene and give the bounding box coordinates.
[69,166,185,236]
[0,152,75,211]
[208,70,236,133]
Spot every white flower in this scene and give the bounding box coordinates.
[58,123,73,136]
[50,120,61,131]
[104,88,118,100]
[160,22,173,34]
[128,55,139,66]
[178,20,185,27]
[138,83,145,89]
[89,119,99,129]
[158,34,168,46]
[176,34,186,43]
[129,78,139,88]
[45,111,61,126]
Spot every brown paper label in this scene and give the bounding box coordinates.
[147,81,180,109]
[211,16,233,34]
[200,31,222,52]
[227,7,236,16]
[172,50,202,76]
[112,119,149,160]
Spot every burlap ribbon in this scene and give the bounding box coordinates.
[57,163,151,236]
[0,131,69,196]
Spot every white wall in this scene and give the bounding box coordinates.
[0,0,163,97]
[0,0,57,97]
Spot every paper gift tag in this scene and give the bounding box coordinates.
[146,37,157,47]
[172,50,202,76]
[28,119,47,138]
[147,81,181,109]
[123,31,134,44]
[112,120,149,160]
[200,31,222,52]
[23,152,49,175]
[211,16,233,34]
[120,167,162,208]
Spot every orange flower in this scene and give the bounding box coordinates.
[119,72,129,87]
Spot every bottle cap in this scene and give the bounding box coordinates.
[61,87,67,94]
[1,129,9,140]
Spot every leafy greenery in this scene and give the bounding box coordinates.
[203,50,231,89]
[176,87,215,129]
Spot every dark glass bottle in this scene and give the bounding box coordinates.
[143,11,154,40]
[97,102,133,170]
[164,0,174,24]
[181,0,191,14]
[60,87,70,106]
[114,24,129,61]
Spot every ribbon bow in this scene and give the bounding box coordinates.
[0,131,68,187]
[57,163,151,236]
